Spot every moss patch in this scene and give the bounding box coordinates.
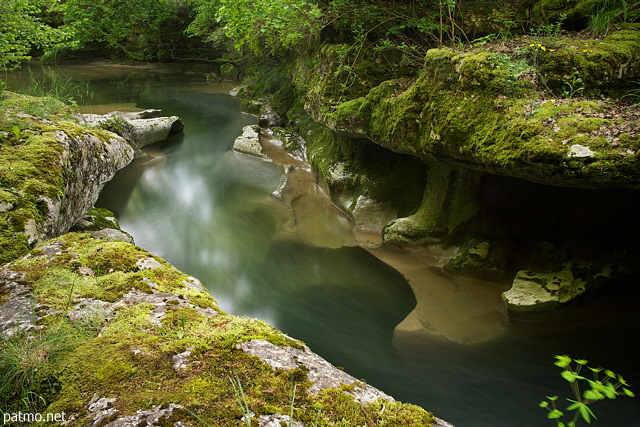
[1,234,437,425]
[307,34,640,188]
[0,92,129,265]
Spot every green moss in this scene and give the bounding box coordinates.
[0,91,131,265]
[299,38,640,187]
[2,233,437,425]
[76,208,121,231]
[537,26,640,92]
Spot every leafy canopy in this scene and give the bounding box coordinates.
[0,0,67,70]
[189,0,323,55]
[59,0,178,60]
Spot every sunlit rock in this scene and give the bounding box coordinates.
[82,109,184,151]
[232,125,269,159]
[502,266,587,312]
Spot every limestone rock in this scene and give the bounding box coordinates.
[259,103,284,128]
[237,339,394,404]
[568,144,596,158]
[82,110,184,151]
[72,208,134,244]
[232,125,269,159]
[502,266,587,312]
[351,195,397,246]
[24,131,133,247]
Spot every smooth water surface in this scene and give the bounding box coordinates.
[6,64,640,426]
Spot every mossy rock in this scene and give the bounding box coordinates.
[0,234,440,426]
[0,92,133,265]
[305,34,640,189]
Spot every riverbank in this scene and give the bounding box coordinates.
[0,86,447,425]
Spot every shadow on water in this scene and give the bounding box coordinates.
[6,63,640,427]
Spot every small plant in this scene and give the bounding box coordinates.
[0,325,81,412]
[229,374,252,426]
[11,125,21,143]
[562,76,584,99]
[176,314,186,339]
[523,43,556,91]
[530,13,567,38]
[540,355,635,426]
[622,80,640,108]
[288,381,297,427]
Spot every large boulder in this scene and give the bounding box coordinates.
[502,267,586,312]
[0,234,445,426]
[82,109,184,152]
[502,261,621,312]
[232,125,269,159]
[0,93,134,264]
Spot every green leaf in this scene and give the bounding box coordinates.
[605,370,616,379]
[618,375,629,386]
[583,389,604,400]
[539,401,549,408]
[555,355,572,368]
[548,409,564,419]
[567,400,596,423]
[561,370,585,383]
[575,359,588,366]
[602,382,618,399]
[547,395,559,401]
[623,388,635,397]
[589,367,602,374]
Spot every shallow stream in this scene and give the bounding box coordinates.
[5,64,640,426]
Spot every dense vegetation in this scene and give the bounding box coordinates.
[2,1,639,69]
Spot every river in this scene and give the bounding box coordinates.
[5,63,639,426]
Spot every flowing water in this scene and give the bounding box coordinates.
[5,63,640,426]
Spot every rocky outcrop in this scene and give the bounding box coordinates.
[81,109,184,153]
[275,25,640,320]
[0,94,134,264]
[300,27,640,189]
[0,234,442,426]
[44,129,133,240]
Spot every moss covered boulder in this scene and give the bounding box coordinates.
[0,234,444,426]
[0,92,134,265]
[301,26,640,189]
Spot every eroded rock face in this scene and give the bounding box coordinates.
[82,109,184,152]
[238,339,394,403]
[34,130,134,244]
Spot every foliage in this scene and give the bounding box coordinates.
[622,80,640,107]
[562,76,584,99]
[540,355,635,426]
[58,0,200,61]
[0,324,84,413]
[585,0,640,37]
[0,0,67,70]
[530,13,567,37]
[211,0,323,55]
